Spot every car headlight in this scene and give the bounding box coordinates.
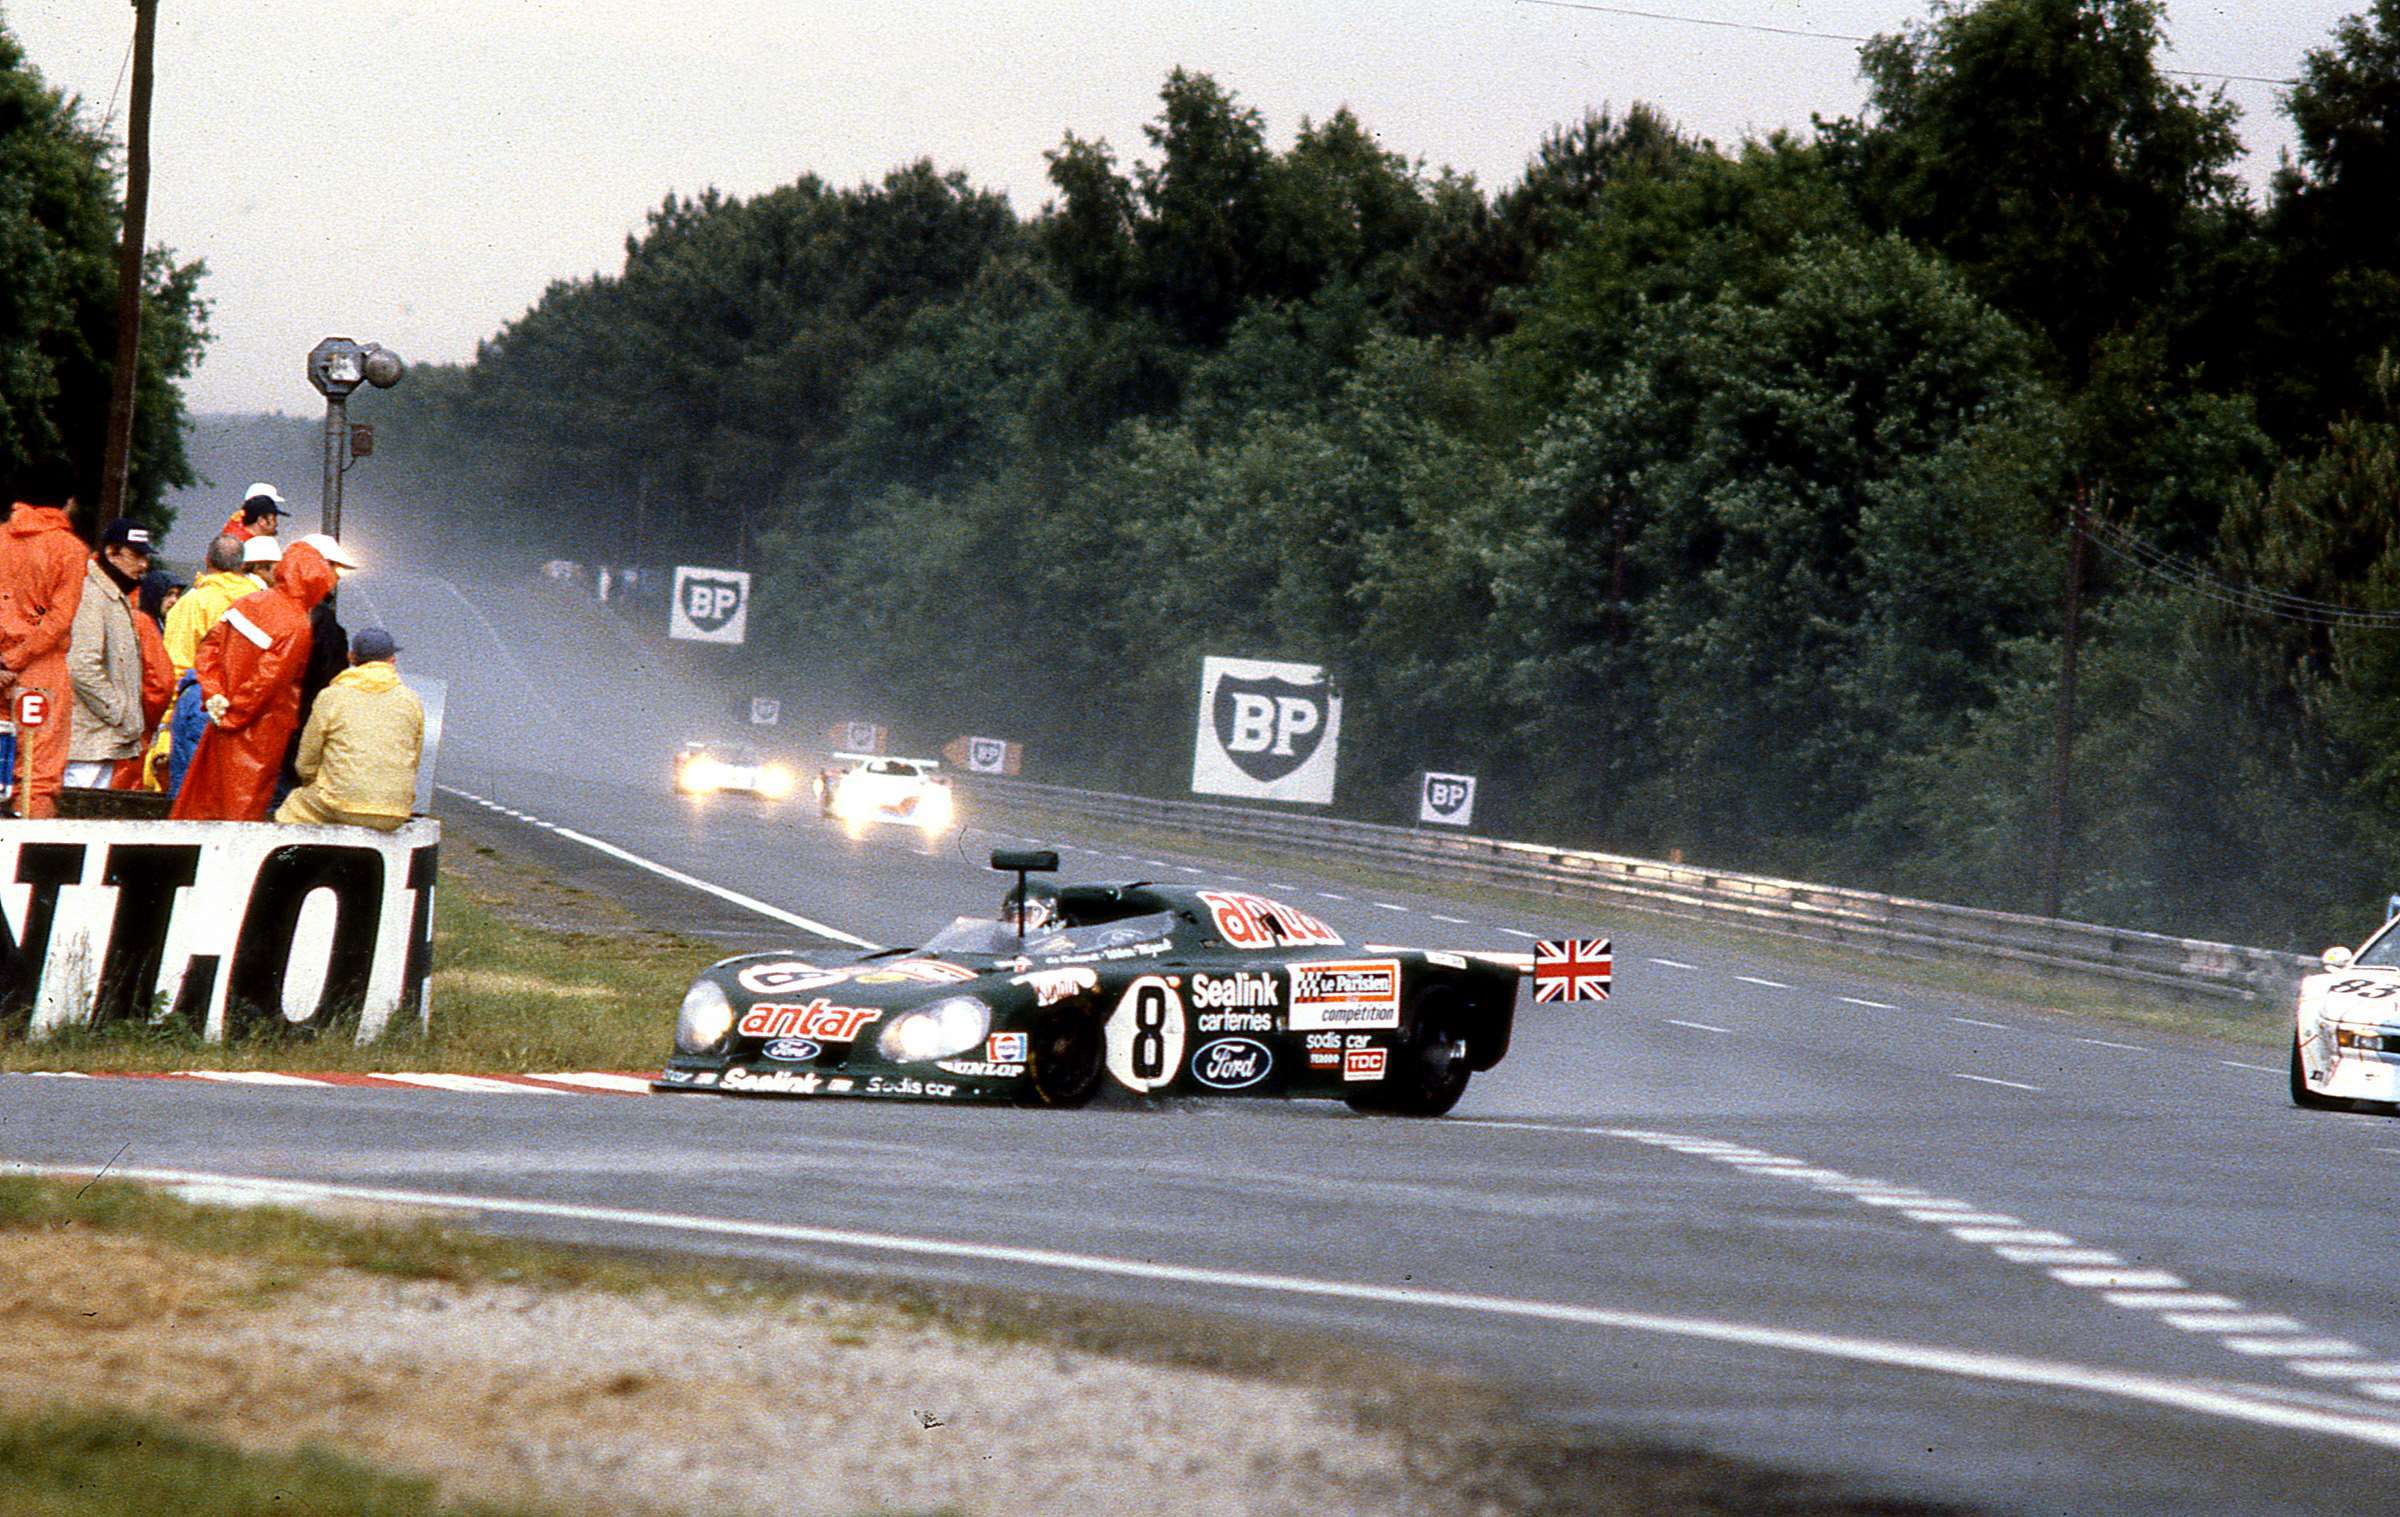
[876,995,990,1062]
[915,786,954,831]
[758,763,798,799]
[675,978,735,1053]
[681,759,724,794]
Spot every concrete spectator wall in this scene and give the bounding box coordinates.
[1,818,438,1042]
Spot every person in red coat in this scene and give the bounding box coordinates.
[0,465,90,818]
[115,572,181,789]
[170,541,336,821]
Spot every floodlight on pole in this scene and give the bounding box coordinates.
[306,336,403,542]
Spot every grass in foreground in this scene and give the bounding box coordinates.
[977,798,2292,1047]
[0,1408,562,1517]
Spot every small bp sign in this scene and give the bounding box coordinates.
[1419,771,1477,828]
[670,566,750,644]
[1192,656,1341,805]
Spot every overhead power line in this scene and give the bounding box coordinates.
[2077,515,2400,628]
[1510,1,2298,86]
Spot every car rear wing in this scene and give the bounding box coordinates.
[1364,939,1612,1003]
[830,752,942,768]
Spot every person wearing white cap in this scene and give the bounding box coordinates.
[239,532,282,586]
[220,482,289,544]
[280,532,363,801]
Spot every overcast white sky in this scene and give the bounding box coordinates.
[0,1,2364,415]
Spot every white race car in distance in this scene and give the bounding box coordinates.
[815,753,954,834]
[2293,920,2400,1110]
[675,742,801,802]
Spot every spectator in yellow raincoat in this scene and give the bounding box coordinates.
[274,626,423,831]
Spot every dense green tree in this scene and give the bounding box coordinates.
[2263,0,2400,436]
[1822,0,2244,386]
[0,24,207,525]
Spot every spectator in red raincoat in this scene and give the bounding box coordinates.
[0,464,89,817]
[170,541,336,821]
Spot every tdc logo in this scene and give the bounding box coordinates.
[669,566,751,644]
[1192,657,1342,804]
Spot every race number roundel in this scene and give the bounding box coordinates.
[1105,975,1187,1094]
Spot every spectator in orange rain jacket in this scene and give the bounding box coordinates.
[0,465,89,817]
[118,571,181,788]
[218,482,288,543]
[170,541,336,821]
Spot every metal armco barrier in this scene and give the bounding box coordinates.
[961,776,2311,1003]
[0,818,440,1042]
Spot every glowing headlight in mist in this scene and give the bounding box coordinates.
[680,759,725,794]
[876,996,990,1062]
[914,786,955,832]
[676,979,735,1053]
[758,764,799,799]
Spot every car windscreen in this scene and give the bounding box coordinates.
[2358,927,2400,968]
[917,911,1179,960]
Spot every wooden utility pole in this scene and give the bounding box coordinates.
[2043,482,2087,919]
[98,0,159,523]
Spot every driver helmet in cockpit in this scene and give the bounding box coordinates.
[1000,879,1064,934]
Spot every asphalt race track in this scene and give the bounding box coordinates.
[7,568,2398,1515]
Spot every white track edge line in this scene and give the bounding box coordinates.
[15,1163,2400,1453]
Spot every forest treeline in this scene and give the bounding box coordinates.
[16,1,2400,949]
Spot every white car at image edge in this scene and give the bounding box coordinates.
[2292,918,2400,1110]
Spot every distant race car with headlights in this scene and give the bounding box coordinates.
[2292,917,2400,1112]
[675,741,800,801]
[814,753,953,833]
[658,850,1543,1115]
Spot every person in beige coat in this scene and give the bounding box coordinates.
[64,519,155,788]
[273,626,423,831]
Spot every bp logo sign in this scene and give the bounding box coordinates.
[1419,771,1477,827]
[1192,656,1341,804]
[670,566,750,644]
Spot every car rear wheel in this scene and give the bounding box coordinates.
[1346,989,1472,1118]
[1020,1012,1106,1108]
[2292,1031,2341,1110]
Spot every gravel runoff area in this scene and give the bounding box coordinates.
[0,1230,1458,1517]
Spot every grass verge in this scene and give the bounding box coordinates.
[0,1407,562,1517]
[971,797,2291,1047]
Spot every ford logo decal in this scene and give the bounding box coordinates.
[761,1038,823,1063]
[1192,1037,1271,1090]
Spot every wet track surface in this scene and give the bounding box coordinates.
[7,568,2397,1515]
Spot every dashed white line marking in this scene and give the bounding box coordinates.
[1994,1247,2124,1266]
[1951,1017,2013,1030]
[2223,1337,2362,1358]
[2221,1060,2280,1074]
[1840,997,1896,1009]
[1858,1195,1973,1210]
[2052,1268,2187,1290]
[1952,1073,2042,1092]
[1374,902,1409,912]
[1666,1019,1735,1034]
[2293,1361,2400,1379]
[1264,883,1295,891]
[1141,859,1173,869]
[2166,1314,2304,1333]
[1748,1167,1849,1183]
[1317,892,1349,901]
[2107,1292,2245,1311]
[1175,866,1207,876]
[1648,957,1698,969]
[1904,1210,2022,1224]
[1431,914,1470,925]
[29,1164,2400,1456]
[1501,929,1541,940]
[1735,975,1789,989]
[1948,1227,2078,1245]
[2076,1038,2150,1052]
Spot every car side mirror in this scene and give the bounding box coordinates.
[2325,945,2356,970]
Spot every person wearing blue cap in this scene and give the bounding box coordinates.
[273,625,424,830]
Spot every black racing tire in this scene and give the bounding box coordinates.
[2292,1031,2342,1110]
[1020,1011,1106,1109]
[1346,988,1473,1118]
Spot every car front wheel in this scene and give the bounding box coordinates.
[1020,1012,1105,1109]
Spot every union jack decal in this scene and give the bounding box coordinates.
[1533,938,1613,1002]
